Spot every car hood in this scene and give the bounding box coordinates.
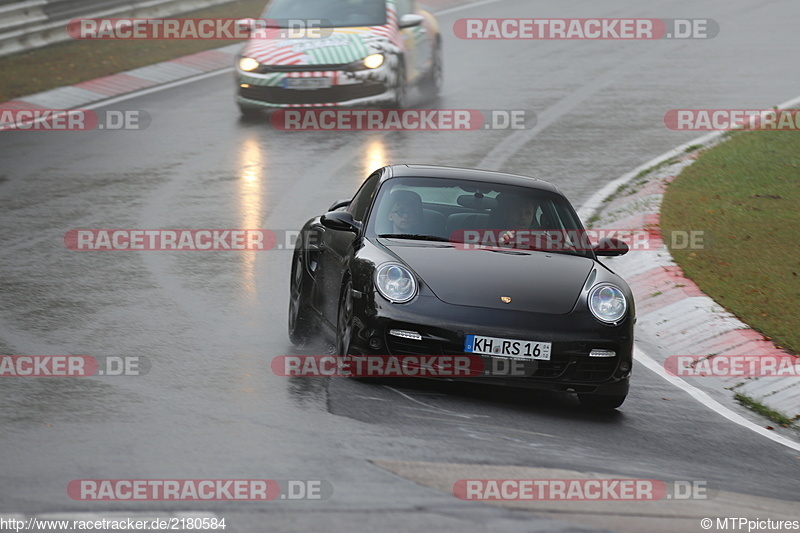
[242,27,394,66]
[382,242,594,314]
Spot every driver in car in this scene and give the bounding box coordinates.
[487,193,536,246]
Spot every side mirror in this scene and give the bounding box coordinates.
[321,211,362,233]
[399,14,424,29]
[328,199,351,211]
[593,237,629,257]
[237,18,282,34]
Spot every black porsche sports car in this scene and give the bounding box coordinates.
[288,164,635,408]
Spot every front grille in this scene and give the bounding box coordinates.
[528,359,570,378]
[261,64,349,72]
[385,329,620,383]
[387,336,444,356]
[239,82,385,105]
[571,359,619,381]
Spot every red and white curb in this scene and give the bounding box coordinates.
[0,43,240,114]
[578,98,800,433]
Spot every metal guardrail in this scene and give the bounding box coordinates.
[0,0,242,58]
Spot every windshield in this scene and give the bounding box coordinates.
[262,0,388,28]
[368,177,593,258]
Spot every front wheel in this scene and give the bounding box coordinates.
[238,102,263,120]
[390,62,407,109]
[288,251,314,345]
[336,279,354,356]
[578,394,626,409]
[419,41,442,102]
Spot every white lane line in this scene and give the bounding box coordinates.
[577,94,800,454]
[634,346,800,453]
[81,69,233,111]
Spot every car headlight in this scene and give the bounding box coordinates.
[588,283,627,324]
[239,57,261,72]
[346,53,385,71]
[363,53,384,69]
[375,263,416,303]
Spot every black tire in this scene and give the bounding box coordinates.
[578,394,626,409]
[336,279,355,356]
[238,104,262,119]
[337,279,372,381]
[419,40,442,102]
[288,251,314,345]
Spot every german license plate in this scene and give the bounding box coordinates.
[464,334,551,360]
[283,77,332,90]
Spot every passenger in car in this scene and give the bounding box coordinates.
[387,190,424,234]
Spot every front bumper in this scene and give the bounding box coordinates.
[349,291,633,396]
[236,64,395,108]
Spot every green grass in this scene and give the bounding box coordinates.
[734,393,798,429]
[0,0,267,103]
[660,130,800,355]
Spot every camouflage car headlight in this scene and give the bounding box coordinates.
[346,53,385,71]
[239,57,261,72]
[362,53,384,69]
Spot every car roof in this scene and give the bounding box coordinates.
[382,164,564,196]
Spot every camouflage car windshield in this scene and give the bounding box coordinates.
[263,0,387,28]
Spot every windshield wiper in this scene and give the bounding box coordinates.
[378,234,451,242]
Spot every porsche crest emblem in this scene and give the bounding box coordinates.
[501,296,512,304]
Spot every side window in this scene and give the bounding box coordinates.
[348,172,381,221]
